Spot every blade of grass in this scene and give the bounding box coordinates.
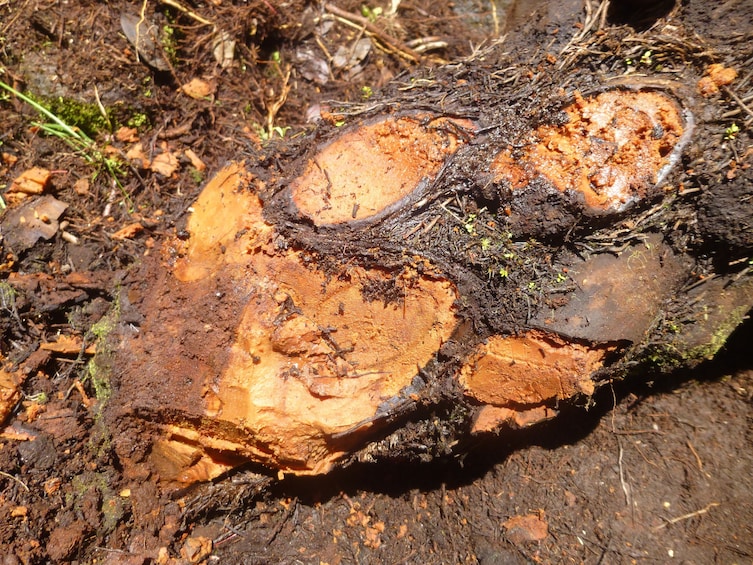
[0,79,136,213]
[0,80,94,145]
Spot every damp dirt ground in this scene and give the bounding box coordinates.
[1,0,752,563]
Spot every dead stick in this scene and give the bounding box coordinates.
[723,85,753,124]
[653,502,720,531]
[159,0,214,27]
[686,440,703,472]
[0,470,29,492]
[324,3,422,63]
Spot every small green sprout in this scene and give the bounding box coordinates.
[463,213,477,234]
[360,5,382,22]
[724,123,740,140]
[26,392,48,404]
[555,272,567,283]
[189,168,204,184]
[498,267,509,278]
[527,281,537,291]
[480,238,491,251]
[252,123,291,141]
[639,50,653,66]
[161,25,177,61]
[127,112,149,128]
[361,85,373,99]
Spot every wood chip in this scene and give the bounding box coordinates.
[8,167,51,195]
[73,177,90,195]
[182,78,215,99]
[184,148,206,171]
[0,365,24,426]
[111,222,145,240]
[503,513,549,543]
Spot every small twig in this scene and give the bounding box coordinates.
[74,379,95,408]
[686,440,703,472]
[267,498,298,545]
[611,428,664,436]
[324,3,422,63]
[0,0,30,35]
[653,502,720,531]
[0,470,30,492]
[489,0,499,37]
[611,386,633,510]
[159,0,214,27]
[265,67,291,136]
[135,0,148,67]
[722,85,753,125]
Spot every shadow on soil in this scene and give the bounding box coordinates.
[267,310,753,504]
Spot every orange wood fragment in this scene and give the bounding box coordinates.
[111,222,145,240]
[0,365,24,426]
[9,167,51,195]
[698,63,737,97]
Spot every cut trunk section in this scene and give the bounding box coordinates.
[290,115,472,225]
[492,90,689,211]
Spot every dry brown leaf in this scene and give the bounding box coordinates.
[182,78,216,99]
[126,143,151,168]
[2,196,69,253]
[116,126,140,143]
[40,334,95,355]
[150,151,179,177]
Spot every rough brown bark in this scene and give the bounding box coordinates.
[107,1,753,481]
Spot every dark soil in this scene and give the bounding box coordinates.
[1,0,752,563]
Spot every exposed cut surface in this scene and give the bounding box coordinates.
[121,162,459,477]
[492,91,686,210]
[459,330,604,408]
[205,260,459,474]
[290,116,471,224]
[533,235,687,343]
[172,161,271,283]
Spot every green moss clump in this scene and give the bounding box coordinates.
[685,305,748,361]
[68,472,125,534]
[43,96,111,138]
[82,298,120,416]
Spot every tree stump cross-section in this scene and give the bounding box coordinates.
[108,50,753,482]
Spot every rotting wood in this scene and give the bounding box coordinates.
[107,8,753,482]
